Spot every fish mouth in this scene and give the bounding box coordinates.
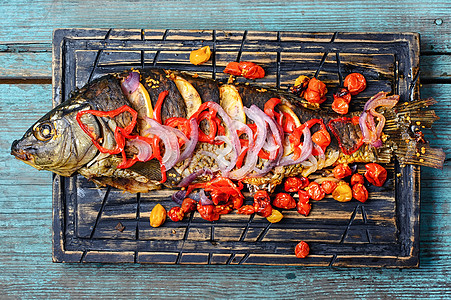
[11,139,35,162]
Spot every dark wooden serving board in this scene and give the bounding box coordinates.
[52,29,420,267]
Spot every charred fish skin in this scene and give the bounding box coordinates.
[11,68,445,194]
[138,69,187,122]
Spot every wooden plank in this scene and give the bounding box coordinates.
[0,0,450,53]
[420,55,451,82]
[0,86,450,296]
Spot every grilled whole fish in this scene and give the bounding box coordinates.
[11,68,445,193]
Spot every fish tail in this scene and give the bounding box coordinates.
[383,98,445,169]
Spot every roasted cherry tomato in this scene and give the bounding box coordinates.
[334,88,351,103]
[304,77,327,104]
[298,190,310,204]
[295,241,310,258]
[254,190,270,203]
[290,75,310,97]
[352,183,369,203]
[296,201,311,216]
[266,209,284,223]
[311,128,331,148]
[364,163,387,187]
[237,205,255,215]
[332,181,353,202]
[253,190,273,217]
[350,173,365,186]
[321,180,338,194]
[333,163,353,179]
[344,73,366,95]
[197,203,220,222]
[273,193,296,210]
[306,182,325,201]
[189,46,211,65]
[231,195,244,210]
[332,96,349,115]
[181,198,197,214]
[284,176,310,192]
[168,206,185,222]
[224,61,265,79]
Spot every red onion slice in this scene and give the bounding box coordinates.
[127,137,153,162]
[144,118,180,170]
[177,168,213,187]
[250,105,283,164]
[279,126,312,166]
[207,102,241,169]
[121,71,140,95]
[229,106,267,179]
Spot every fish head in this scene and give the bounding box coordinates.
[11,101,101,177]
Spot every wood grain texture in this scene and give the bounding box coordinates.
[1,0,450,297]
[0,0,450,52]
[1,83,450,297]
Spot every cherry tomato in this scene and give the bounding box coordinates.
[321,180,338,194]
[296,201,311,216]
[334,88,351,103]
[197,203,220,222]
[333,163,353,179]
[295,241,310,258]
[312,129,331,148]
[224,61,265,79]
[332,181,353,202]
[298,190,310,204]
[306,182,325,201]
[181,198,197,213]
[304,78,327,104]
[364,163,387,187]
[332,97,349,115]
[237,205,255,215]
[290,75,310,97]
[232,195,244,210]
[168,206,185,222]
[284,177,310,192]
[344,73,366,95]
[352,183,369,203]
[253,191,273,217]
[350,173,365,186]
[273,193,296,210]
[266,209,284,223]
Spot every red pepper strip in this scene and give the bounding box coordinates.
[327,117,364,155]
[264,98,281,120]
[197,110,217,143]
[236,146,249,169]
[281,112,296,133]
[186,176,244,198]
[76,105,138,155]
[153,90,169,124]
[165,117,191,139]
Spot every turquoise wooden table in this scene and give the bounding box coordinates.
[1,1,450,298]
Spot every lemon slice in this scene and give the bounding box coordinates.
[174,76,202,118]
[219,84,246,124]
[125,83,153,134]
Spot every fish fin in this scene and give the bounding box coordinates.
[383,98,446,169]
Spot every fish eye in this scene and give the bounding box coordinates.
[33,122,55,141]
